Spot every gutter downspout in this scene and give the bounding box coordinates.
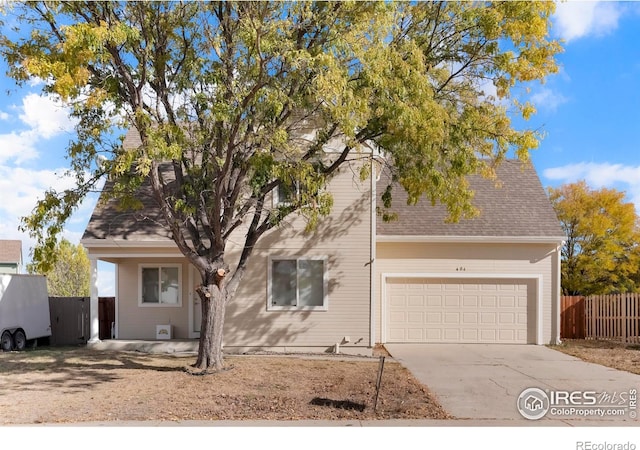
[555,241,564,345]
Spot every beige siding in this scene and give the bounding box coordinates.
[117,258,191,339]
[109,162,373,348]
[375,242,560,344]
[224,163,372,349]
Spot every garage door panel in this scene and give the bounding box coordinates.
[407,328,424,340]
[426,329,442,340]
[499,329,516,341]
[480,329,497,340]
[481,312,496,324]
[444,312,460,323]
[389,311,406,324]
[387,278,534,344]
[499,296,516,307]
[462,312,478,324]
[407,312,423,323]
[499,312,515,324]
[445,296,460,307]
[390,295,406,307]
[481,284,498,292]
[518,313,527,324]
[388,329,405,341]
[462,329,479,340]
[426,312,442,323]
[463,295,478,306]
[444,328,460,340]
[481,296,497,307]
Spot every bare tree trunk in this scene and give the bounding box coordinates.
[194,285,226,371]
[192,264,247,373]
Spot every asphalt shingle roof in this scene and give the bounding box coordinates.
[0,240,22,263]
[376,160,564,238]
[82,147,563,242]
[82,176,172,242]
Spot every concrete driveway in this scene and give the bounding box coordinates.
[384,344,640,424]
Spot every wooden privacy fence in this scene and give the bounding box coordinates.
[49,296,89,346]
[561,296,585,339]
[561,294,640,343]
[585,294,640,343]
[48,296,116,346]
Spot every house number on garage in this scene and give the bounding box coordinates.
[455,267,466,272]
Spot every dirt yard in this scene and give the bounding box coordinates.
[0,346,451,425]
[550,339,640,375]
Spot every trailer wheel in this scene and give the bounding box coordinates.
[13,330,26,351]
[1,332,13,352]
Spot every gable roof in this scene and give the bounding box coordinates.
[0,240,23,264]
[82,177,172,242]
[376,160,565,242]
[82,156,564,245]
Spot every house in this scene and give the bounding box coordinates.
[81,137,564,352]
[0,240,23,274]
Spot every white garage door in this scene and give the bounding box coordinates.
[386,278,533,343]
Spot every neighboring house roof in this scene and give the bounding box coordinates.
[376,160,565,241]
[0,240,23,264]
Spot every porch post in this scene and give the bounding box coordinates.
[88,257,100,343]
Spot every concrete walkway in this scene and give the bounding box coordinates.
[384,344,640,424]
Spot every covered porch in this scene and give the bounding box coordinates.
[85,247,203,343]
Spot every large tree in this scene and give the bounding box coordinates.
[548,181,640,296]
[27,238,90,297]
[1,1,560,371]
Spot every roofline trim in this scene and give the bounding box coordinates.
[376,235,566,244]
[80,238,177,248]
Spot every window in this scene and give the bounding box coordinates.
[274,179,299,206]
[139,264,182,306]
[273,175,323,207]
[268,257,327,310]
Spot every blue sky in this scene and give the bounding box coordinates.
[1,1,639,296]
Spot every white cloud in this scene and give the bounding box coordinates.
[0,130,40,164]
[554,1,622,42]
[19,93,75,139]
[544,162,640,209]
[530,87,569,113]
[0,111,8,120]
[0,164,96,267]
[0,93,75,164]
[0,165,77,219]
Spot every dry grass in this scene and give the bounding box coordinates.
[0,346,450,425]
[550,339,640,375]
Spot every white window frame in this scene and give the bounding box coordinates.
[138,263,183,307]
[267,256,328,311]
[273,179,300,207]
[272,177,325,208]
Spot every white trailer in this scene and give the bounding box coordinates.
[0,274,52,351]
